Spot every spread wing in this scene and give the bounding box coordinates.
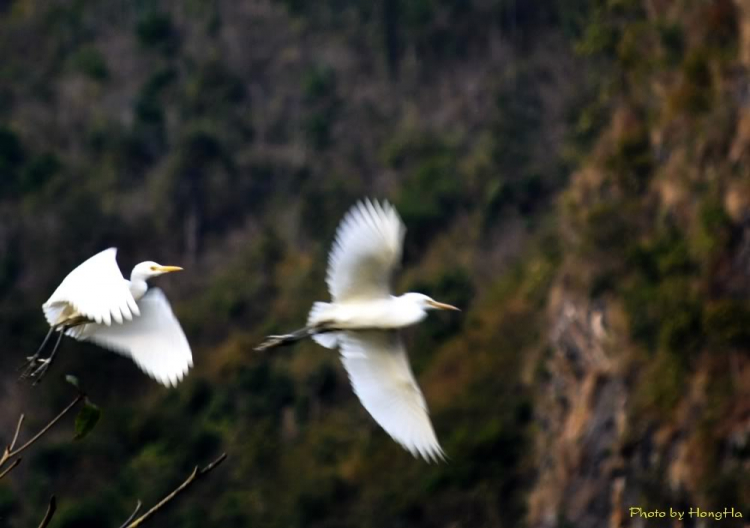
[43,248,140,326]
[74,288,193,387]
[326,199,405,302]
[339,330,445,462]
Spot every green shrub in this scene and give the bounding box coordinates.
[69,46,108,80]
[303,111,332,150]
[305,361,340,402]
[583,201,634,255]
[54,500,118,528]
[408,268,472,354]
[693,196,733,260]
[136,11,178,53]
[657,22,684,66]
[236,362,295,419]
[278,0,307,16]
[703,299,750,347]
[627,229,694,282]
[300,65,338,150]
[701,0,738,54]
[398,153,463,251]
[656,287,702,354]
[20,153,61,193]
[0,484,16,519]
[605,122,653,194]
[402,0,435,32]
[622,228,701,353]
[669,49,713,116]
[302,65,336,102]
[617,23,652,72]
[622,277,659,348]
[493,74,542,173]
[298,171,360,240]
[183,61,245,116]
[294,475,347,525]
[634,348,687,417]
[380,131,447,169]
[576,11,618,57]
[0,126,24,192]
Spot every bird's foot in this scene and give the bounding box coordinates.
[20,328,63,384]
[25,356,49,363]
[18,355,43,380]
[19,327,56,379]
[29,358,53,385]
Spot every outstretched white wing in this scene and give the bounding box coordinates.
[74,288,193,387]
[43,248,140,326]
[326,199,405,302]
[339,330,445,462]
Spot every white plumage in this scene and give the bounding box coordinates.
[259,199,460,461]
[326,199,405,302]
[339,330,445,462]
[43,248,140,327]
[71,289,192,387]
[28,248,192,387]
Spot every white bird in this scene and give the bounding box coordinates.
[256,199,459,462]
[23,248,193,387]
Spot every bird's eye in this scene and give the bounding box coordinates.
[150,266,157,271]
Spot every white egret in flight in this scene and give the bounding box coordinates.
[256,199,459,461]
[22,248,193,387]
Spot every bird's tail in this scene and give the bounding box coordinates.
[254,303,339,352]
[307,302,339,349]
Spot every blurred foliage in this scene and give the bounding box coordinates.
[136,10,179,54]
[68,45,109,81]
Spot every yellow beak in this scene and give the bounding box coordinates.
[428,300,461,311]
[155,265,183,273]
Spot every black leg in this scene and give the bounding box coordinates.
[254,325,335,351]
[30,329,65,385]
[19,327,55,379]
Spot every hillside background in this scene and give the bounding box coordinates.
[0,0,748,526]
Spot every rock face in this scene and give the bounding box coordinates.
[529,290,628,528]
[529,284,750,528]
[525,2,750,523]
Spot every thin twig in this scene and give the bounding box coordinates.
[124,453,227,528]
[10,394,83,458]
[0,393,84,480]
[118,500,142,528]
[37,496,56,528]
[0,458,21,480]
[10,415,24,451]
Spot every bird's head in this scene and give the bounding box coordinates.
[403,293,460,312]
[132,261,183,281]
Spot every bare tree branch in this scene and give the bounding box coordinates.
[0,458,21,480]
[123,453,227,528]
[0,393,84,480]
[37,496,56,528]
[118,500,142,528]
[11,394,84,457]
[9,415,24,451]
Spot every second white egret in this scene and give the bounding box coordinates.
[23,248,193,387]
[256,199,459,461]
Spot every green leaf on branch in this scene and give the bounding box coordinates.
[65,375,80,391]
[74,399,101,440]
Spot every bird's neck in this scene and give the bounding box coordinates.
[128,275,149,301]
[395,294,429,324]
